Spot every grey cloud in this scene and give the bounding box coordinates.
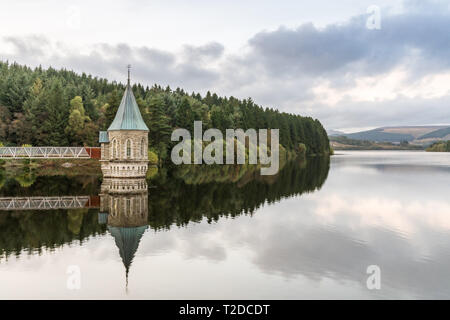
[83,43,219,89]
[225,1,450,129]
[4,35,50,59]
[1,0,450,130]
[248,22,369,76]
[136,46,176,67]
[175,64,220,88]
[308,95,450,130]
[403,0,450,14]
[183,42,224,60]
[1,37,220,91]
[246,9,450,78]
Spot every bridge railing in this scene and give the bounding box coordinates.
[0,196,99,211]
[0,147,98,159]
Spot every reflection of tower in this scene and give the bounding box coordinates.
[99,177,148,289]
[99,66,149,178]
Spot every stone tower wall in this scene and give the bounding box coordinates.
[99,178,148,227]
[101,142,110,160]
[107,130,148,161]
[101,130,149,178]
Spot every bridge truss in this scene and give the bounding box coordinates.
[0,196,97,211]
[0,147,94,159]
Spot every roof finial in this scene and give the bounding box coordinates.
[127,64,131,86]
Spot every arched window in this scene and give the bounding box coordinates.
[126,139,132,158]
[141,138,146,158]
[111,139,117,159]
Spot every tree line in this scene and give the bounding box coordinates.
[426,141,450,152]
[0,61,330,160]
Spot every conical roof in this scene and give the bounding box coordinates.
[107,80,149,131]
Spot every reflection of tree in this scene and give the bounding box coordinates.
[146,166,158,179]
[0,210,106,259]
[168,146,297,186]
[0,174,101,197]
[147,157,330,230]
[14,167,36,188]
[173,163,257,185]
[67,209,88,235]
[0,169,5,190]
[0,157,330,260]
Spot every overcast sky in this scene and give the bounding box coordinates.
[1,0,449,132]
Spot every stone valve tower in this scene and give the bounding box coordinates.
[99,66,149,178]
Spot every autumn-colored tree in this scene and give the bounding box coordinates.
[65,96,91,145]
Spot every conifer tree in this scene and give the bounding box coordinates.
[146,94,172,163]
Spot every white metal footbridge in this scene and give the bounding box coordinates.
[0,147,100,159]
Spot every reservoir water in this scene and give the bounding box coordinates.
[0,151,449,299]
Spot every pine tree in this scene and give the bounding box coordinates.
[81,84,98,121]
[146,94,172,163]
[175,96,194,132]
[23,78,49,145]
[42,80,69,145]
[104,89,122,129]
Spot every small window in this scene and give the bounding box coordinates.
[126,139,132,158]
[141,138,146,158]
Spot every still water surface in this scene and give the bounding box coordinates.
[0,151,449,299]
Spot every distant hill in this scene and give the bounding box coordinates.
[418,127,450,139]
[345,128,414,142]
[333,126,450,144]
[327,129,346,136]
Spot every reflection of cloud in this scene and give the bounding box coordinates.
[132,152,450,298]
[314,194,450,234]
[2,152,450,298]
[139,223,228,262]
[129,191,450,298]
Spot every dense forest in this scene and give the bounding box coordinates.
[0,61,329,160]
